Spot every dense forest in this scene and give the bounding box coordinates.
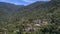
[0,0,60,34]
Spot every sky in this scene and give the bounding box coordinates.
[0,0,51,5]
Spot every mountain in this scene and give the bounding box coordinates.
[10,0,60,23]
[0,2,24,26]
[0,0,60,34]
[0,0,59,28]
[0,2,24,12]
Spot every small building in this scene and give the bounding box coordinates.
[26,24,34,31]
[21,24,35,32]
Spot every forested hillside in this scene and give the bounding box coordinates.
[0,0,60,34]
[10,0,60,24]
[0,2,24,27]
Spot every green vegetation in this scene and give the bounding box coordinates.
[0,0,60,34]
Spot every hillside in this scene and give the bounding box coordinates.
[0,0,60,34]
[0,2,24,26]
[11,0,60,23]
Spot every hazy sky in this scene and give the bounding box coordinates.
[0,0,51,5]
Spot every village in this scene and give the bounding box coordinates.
[0,18,51,34]
[15,18,51,34]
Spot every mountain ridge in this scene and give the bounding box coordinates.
[10,0,60,23]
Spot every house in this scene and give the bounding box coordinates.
[40,21,48,27]
[20,24,35,32]
[26,24,34,31]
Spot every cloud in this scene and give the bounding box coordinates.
[22,0,37,3]
[22,0,50,3]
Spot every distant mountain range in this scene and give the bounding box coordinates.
[0,2,24,12]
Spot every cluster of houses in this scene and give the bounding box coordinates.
[0,19,50,34]
[19,19,50,32]
[33,19,49,27]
